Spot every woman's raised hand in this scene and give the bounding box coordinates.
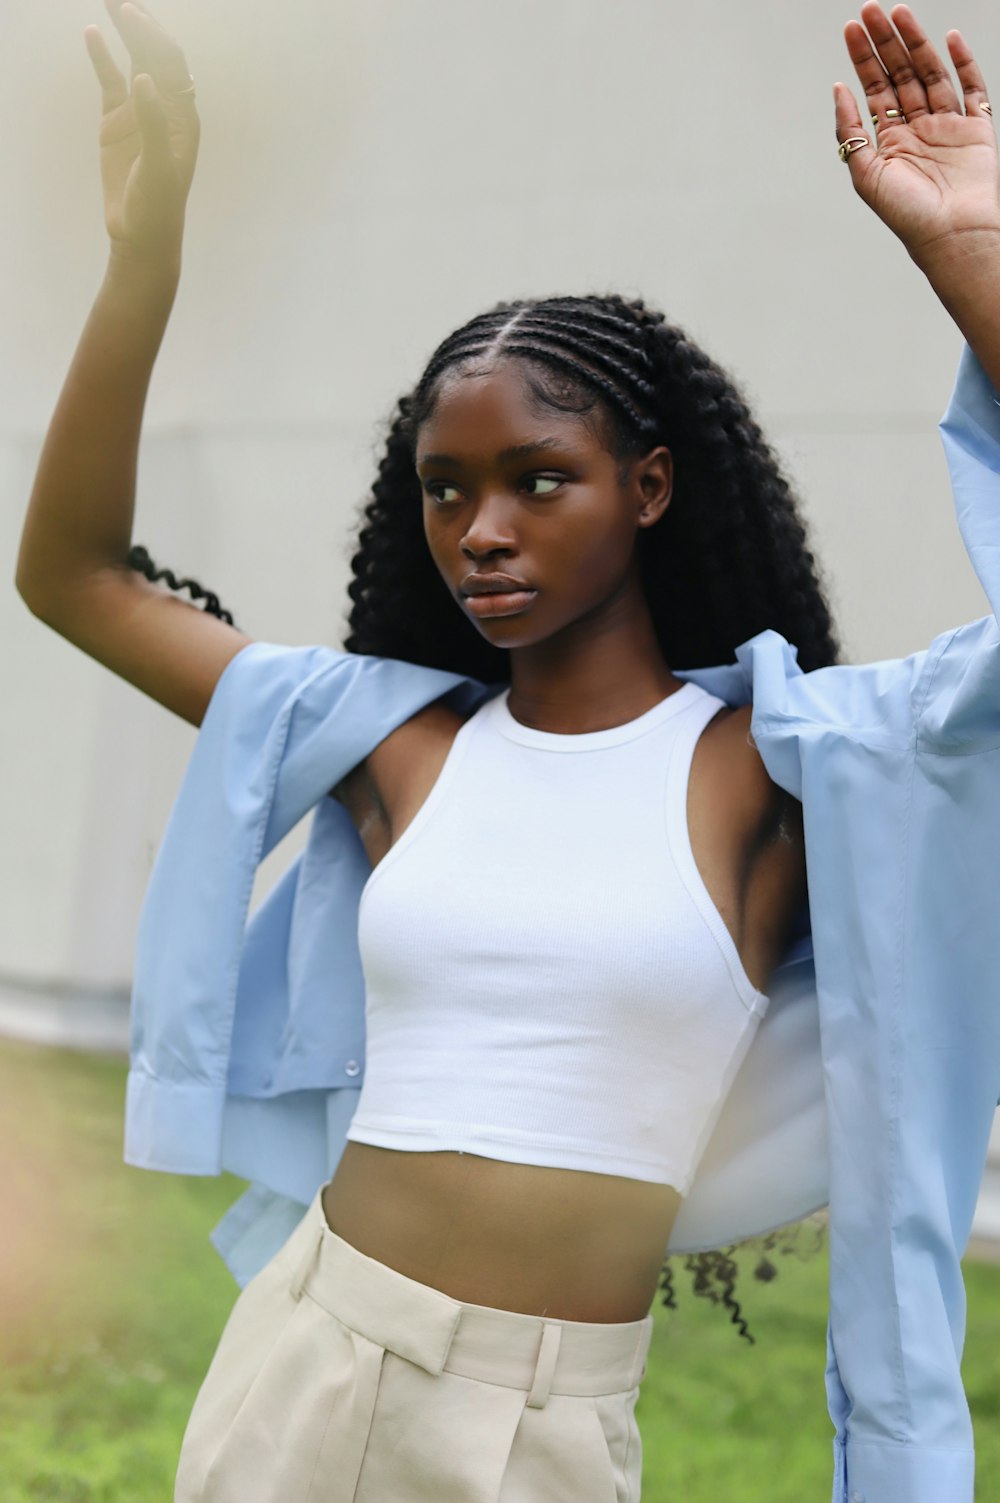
[836,3,1000,267]
[84,0,200,266]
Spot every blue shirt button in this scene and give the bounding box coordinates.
[344,1059,361,1077]
[850,1491,864,1503]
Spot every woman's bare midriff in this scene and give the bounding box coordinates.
[321,1142,682,1323]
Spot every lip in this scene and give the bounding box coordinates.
[460,572,534,597]
[463,589,537,619]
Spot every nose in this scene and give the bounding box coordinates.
[459,491,518,561]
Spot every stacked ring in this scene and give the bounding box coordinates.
[837,136,870,162]
[981,101,993,117]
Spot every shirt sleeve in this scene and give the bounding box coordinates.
[916,344,1000,751]
[125,642,333,1174]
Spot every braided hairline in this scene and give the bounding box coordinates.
[507,325,657,414]
[417,306,532,388]
[416,295,658,422]
[417,330,508,388]
[500,339,655,441]
[507,322,659,418]
[413,296,663,454]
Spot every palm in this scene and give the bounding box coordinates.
[97,96,195,248]
[859,115,998,250]
[838,3,1000,262]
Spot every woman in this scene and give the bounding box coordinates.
[15,2,1000,1499]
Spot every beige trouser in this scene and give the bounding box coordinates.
[175,1186,654,1503]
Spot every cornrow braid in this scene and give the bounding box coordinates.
[504,338,655,437]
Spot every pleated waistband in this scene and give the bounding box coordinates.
[277,1188,653,1408]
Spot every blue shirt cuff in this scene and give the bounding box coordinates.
[835,1435,974,1503]
[123,1069,224,1174]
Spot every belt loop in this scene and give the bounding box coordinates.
[525,1320,562,1409]
[288,1221,322,1302]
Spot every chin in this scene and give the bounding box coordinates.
[470,621,539,649]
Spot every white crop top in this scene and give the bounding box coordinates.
[347,680,770,1194]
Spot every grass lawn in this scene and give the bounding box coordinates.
[1,1036,998,1501]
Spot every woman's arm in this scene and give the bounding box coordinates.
[836,2,1000,390]
[15,251,181,603]
[15,1,252,728]
[16,0,200,601]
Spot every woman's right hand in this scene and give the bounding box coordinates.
[84,0,200,267]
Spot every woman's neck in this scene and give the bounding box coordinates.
[505,602,683,735]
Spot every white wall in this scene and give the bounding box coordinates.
[3,0,1000,989]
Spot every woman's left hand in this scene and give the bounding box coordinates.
[836,3,1000,267]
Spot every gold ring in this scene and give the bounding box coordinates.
[163,75,196,98]
[981,100,993,117]
[838,136,870,162]
[884,108,905,122]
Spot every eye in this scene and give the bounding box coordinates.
[522,474,562,496]
[424,482,462,505]
[422,473,564,505]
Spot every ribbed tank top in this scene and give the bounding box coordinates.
[347,681,770,1194]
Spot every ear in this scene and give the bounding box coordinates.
[634,446,673,528]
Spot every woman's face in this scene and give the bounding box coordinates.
[415,359,672,651]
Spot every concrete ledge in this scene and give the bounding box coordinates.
[0,978,129,1057]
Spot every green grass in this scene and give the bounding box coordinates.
[1,1036,998,1501]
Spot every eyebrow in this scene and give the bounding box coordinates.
[416,439,573,469]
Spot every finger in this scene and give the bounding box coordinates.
[83,25,128,111]
[106,0,161,21]
[103,0,167,31]
[857,1,932,122]
[834,79,876,178]
[844,18,903,132]
[946,29,992,120]
[106,0,194,97]
[889,5,963,114]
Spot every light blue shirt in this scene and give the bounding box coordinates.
[126,345,1000,1503]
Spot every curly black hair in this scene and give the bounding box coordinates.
[128,291,838,1341]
